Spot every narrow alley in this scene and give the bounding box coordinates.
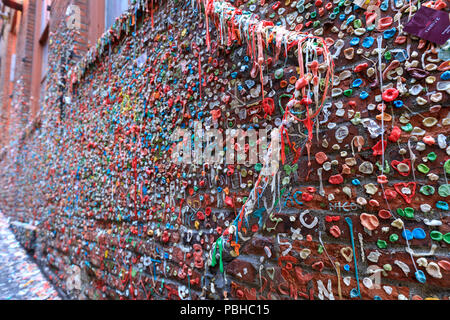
[0,212,60,300]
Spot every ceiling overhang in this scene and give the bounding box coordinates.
[2,0,23,11]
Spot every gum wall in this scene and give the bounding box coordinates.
[0,0,449,300]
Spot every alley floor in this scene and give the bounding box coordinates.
[0,212,61,300]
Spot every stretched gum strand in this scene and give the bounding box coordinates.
[335,262,343,300]
[202,0,335,266]
[345,217,361,299]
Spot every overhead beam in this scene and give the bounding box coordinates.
[1,0,23,12]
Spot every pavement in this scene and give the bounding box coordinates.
[0,212,61,300]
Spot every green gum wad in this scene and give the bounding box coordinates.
[397,208,405,217]
[389,234,399,242]
[430,231,443,241]
[420,185,435,196]
[402,123,413,132]
[438,184,450,197]
[445,159,450,174]
[417,163,430,174]
[377,239,387,249]
[383,264,392,271]
[427,152,437,161]
[376,161,390,174]
[343,89,353,96]
[384,51,392,60]
[444,233,450,244]
[404,207,414,219]
[431,232,450,244]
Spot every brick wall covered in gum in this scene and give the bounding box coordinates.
[0,0,449,300]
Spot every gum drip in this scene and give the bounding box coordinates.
[377,36,422,283]
[197,0,335,264]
